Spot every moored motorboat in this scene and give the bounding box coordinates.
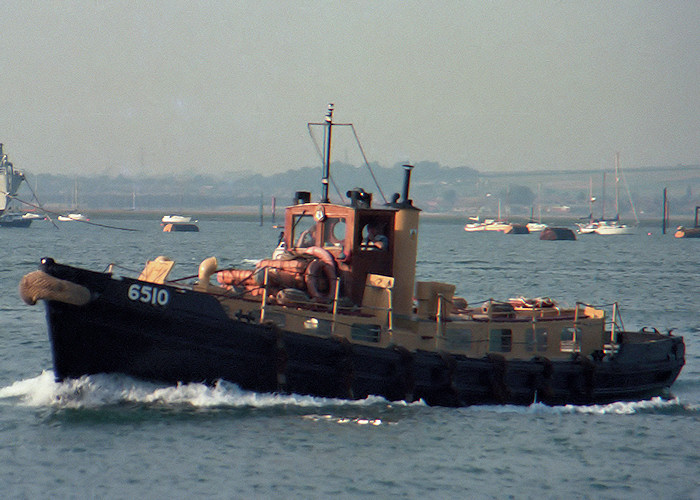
[675,227,700,238]
[162,222,199,232]
[674,206,700,238]
[22,212,44,220]
[0,211,32,228]
[464,222,486,232]
[594,221,635,235]
[465,219,511,232]
[464,218,510,232]
[19,106,685,407]
[162,215,194,224]
[483,220,511,232]
[58,213,89,222]
[526,222,547,232]
[575,219,599,234]
[161,215,199,231]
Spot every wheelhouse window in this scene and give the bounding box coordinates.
[525,327,548,352]
[560,327,581,353]
[357,215,393,253]
[323,217,346,248]
[293,214,317,248]
[360,220,389,251]
[536,328,548,352]
[489,328,512,353]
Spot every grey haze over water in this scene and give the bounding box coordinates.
[1,2,699,177]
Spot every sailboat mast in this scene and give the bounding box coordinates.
[614,152,620,217]
[321,103,334,203]
[601,172,606,220]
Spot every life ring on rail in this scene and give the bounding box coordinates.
[303,246,337,302]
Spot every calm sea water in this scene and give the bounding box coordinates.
[0,216,698,499]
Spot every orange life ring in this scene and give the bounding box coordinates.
[304,259,336,302]
[303,246,335,267]
[302,247,337,302]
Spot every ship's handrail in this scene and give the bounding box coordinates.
[576,300,627,344]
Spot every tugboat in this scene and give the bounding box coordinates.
[19,106,685,406]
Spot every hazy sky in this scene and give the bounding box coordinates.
[1,1,699,177]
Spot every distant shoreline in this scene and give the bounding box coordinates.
[32,208,689,230]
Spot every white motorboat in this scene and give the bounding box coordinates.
[162,215,194,224]
[58,213,89,222]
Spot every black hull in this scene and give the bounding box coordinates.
[39,259,685,407]
[540,227,577,240]
[0,218,31,228]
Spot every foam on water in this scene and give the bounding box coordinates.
[302,414,388,426]
[2,371,695,418]
[0,371,397,410]
[461,396,697,416]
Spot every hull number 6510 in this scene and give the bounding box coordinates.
[128,284,170,306]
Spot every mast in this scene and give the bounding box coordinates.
[259,192,263,226]
[321,103,334,203]
[614,152,620,218]
[662,188,668,234]
[601,171,606,220]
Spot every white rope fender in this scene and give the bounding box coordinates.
[19,270,91,306]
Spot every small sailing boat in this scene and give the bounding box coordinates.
[575,176,600,234]
[59,179,89,222]
[526,184,547,232]
[594,153,638,235]
[464,200,511,232]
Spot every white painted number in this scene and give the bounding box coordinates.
[128,284,170,306]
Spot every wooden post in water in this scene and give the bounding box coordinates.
[662,188,669,234]
[259,193,263,226]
